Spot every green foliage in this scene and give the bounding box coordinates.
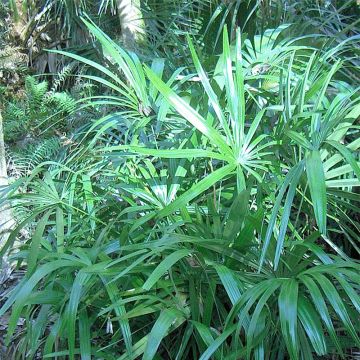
[3,76,76,142]
[1,2,360,360]
[2,76,76,177]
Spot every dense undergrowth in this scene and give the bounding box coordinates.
[0,1,360,359]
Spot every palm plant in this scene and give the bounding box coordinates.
[1,3,360,360]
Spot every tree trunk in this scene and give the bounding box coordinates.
[0,109,13,283]
[0,109,10,234]
[117,0,146,50]
[12,0,28,42]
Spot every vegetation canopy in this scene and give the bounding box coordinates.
[0,1,359,359]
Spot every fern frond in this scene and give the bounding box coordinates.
[51,62,77,92]
[25,76,48,113]
[8,137,62,177]
[45,92,76,115]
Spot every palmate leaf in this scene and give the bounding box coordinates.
[326,140,360,181]
[222,279,284,358]
[213,263,242,305]
[298,296,327,355]
[79,309,91,360]
[26,304,51,358]
[223,188,250,241]
[301,266,360,348]
[157,164,236,218]
[278,279,299,360]
[187,33,232,144]
[193,321,221,359]
[143,249,192,290]
[102,279,133,357]
[0,258,83,344]
[299,275,343,355]
[198,324,238,360]
[81,17,150,107]
[314,274,360,346]
[49,50,134,100]
[219,258,360,359]
[144,66,234,158]
[143,308,184,360]
[260,161,304,269]
[222,26,238,137]
[246,281,281,358]
[274,162,303,268]
[66,271,91,360]
[56,206,65,252]
[306,150,327,234]
[27,209,53,274]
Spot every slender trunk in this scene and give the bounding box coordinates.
[12,0,28,42]
[0,109,13,283]
[0,108,9,226]
[117,0,146,50]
